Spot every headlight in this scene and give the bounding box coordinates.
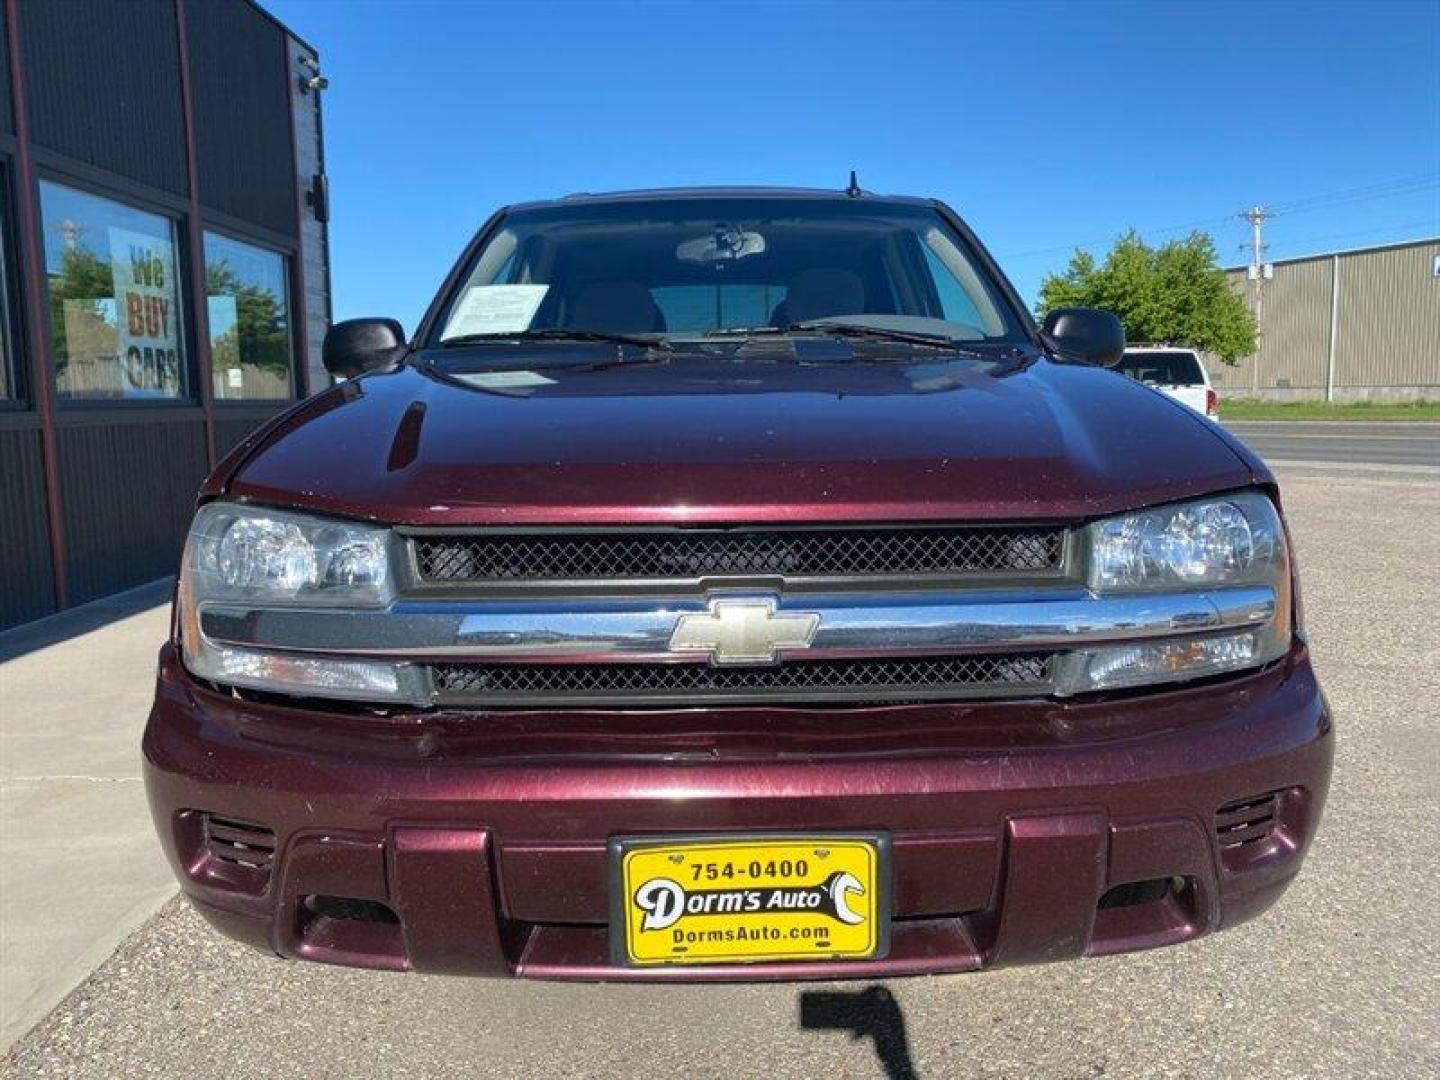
[1059,490,1294,694]
[186,502,397,607]
[1089,491,1278,591]
[178,503,426,704]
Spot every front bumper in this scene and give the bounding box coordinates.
[143,642,1331,981]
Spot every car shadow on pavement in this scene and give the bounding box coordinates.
[800,984,919,1079]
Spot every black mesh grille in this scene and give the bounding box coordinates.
[431,652,1053,705]
[413,526,1066,584]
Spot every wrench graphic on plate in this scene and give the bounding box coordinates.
[825,871,866,925]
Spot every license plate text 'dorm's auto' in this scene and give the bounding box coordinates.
[612,835,889,966]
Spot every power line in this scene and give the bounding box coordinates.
[1000,214,1233,260]
[1262,219,1439,255]
[998,172,1440,261]
[1271,174,1439,216]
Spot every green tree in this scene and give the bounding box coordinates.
[47,245,116,377]
[1037,231,1257,363]
[206,261,291,379]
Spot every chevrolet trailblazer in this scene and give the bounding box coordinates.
[144,187,1330,978]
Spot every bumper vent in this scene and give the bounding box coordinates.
[1214,792,1281,851]
[431,652,1054,707]
[203,814,275,870]
[412,524,1066,585]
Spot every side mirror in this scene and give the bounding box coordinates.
[1040,307,1125,367]
[323,318,407,379]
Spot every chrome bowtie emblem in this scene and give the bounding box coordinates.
[669,599,821,666]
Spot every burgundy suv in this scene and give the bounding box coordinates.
[144,188,1330,979]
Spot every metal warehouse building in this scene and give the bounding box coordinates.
[1212,237,1439,401]
[0,0,330,631]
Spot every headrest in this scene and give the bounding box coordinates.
[783,268,866,324]
[568,280,663,333]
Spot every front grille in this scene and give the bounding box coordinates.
[1214,792,1282,850]
[412,524,1066,584]
[431,652,1054,706]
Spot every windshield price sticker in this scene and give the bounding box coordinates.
[613,836,888,966]
[441,284,549,339]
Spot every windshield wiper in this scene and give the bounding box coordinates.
[441,328,673,351]
[707,321,985,354]
[787,321,964,348]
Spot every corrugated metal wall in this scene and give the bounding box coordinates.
[1336,242,1440,390]
[0,9,12,136]
[185,0,297,237]
[0,427,58,627]
[1211,257,1331,393]
[1211,239,1440,400]
[214,404,288,459]
[19,0,188,195]
[55,416,209,606]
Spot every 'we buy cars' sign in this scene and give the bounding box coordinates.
[109,227,181,398]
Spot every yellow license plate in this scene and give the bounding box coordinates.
[611,834,890,966]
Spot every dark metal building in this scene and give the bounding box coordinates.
[0,0,330,630]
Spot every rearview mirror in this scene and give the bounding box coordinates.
[1040,307,1125,367]
[676,227,766,265]
[323,318,407,379]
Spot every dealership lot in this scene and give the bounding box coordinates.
[2,461,1437,1079]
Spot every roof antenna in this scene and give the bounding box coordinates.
[845,170,862,198]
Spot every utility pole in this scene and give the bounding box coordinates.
[1240,205,1271,395]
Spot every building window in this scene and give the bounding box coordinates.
[40,181,188,401]
[204,233,295,400]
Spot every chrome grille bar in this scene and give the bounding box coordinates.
[199,586,1277,664]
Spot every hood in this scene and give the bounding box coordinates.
[222,354,1259,526]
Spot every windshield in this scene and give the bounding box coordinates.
[431,197,1026,346]
[1116,351,1205,386]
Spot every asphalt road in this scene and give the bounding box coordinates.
[1224,420,1440,469]
[5,467,1439,1079]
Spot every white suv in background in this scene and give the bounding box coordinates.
[1114,346,1218,419]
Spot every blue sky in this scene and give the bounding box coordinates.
[268,0,1440,330]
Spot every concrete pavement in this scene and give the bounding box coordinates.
[0,595,176,1051]
[1225,419,1440,469]
[3,465,1438,1077]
